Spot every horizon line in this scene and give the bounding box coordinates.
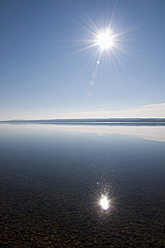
[1,117,165,126]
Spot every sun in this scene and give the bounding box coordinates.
[96,29,115,51]
[65,12,129,71]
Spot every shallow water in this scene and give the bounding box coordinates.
[0,124,165,247]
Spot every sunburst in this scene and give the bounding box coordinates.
[95,28,115,51]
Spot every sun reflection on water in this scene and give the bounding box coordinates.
[99,195,110,211]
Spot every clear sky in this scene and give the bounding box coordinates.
[0,0,165,120]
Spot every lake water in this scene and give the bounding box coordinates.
[0,124,165,247]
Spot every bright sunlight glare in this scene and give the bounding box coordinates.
[96,29,114,51]
[100,195,110,210]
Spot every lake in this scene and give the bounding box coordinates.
[0,124,165,247]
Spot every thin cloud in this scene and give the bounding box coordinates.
[1,103,165,121]
[55,103,165,119]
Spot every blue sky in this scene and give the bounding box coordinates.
[0,0,165,120]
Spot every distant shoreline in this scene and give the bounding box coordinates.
[1,118,165,126]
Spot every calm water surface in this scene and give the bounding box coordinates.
[0,124,165,247]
